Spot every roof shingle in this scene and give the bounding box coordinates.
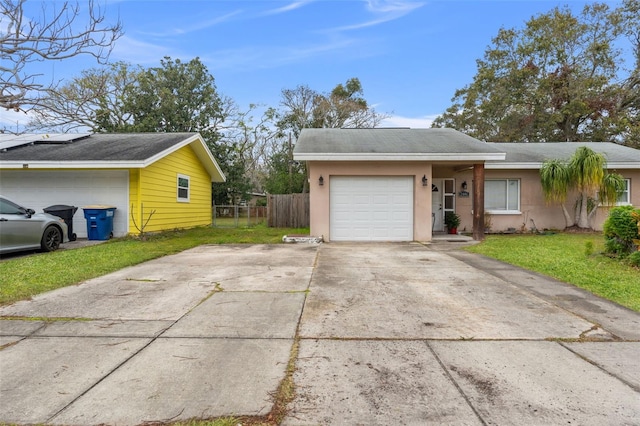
[294,128,503,155]
[0,133,196,162]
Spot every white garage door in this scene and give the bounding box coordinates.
[330,176,413,241]
[0,170,129,238]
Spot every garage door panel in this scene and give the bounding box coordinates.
[372,212,389,220]
[330,176,413,242]
[373,195,389,204]
[392,212,410,221]
[393,193,410,203]
[333,194,350,203]
[354,195,370,204]
[352,211,371,221]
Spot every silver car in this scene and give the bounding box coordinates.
[0,196,68,254]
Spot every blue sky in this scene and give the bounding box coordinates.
[3,0,623,130]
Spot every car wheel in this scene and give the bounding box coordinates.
[41,225,62,252]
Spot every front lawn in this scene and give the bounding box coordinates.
[465,233,640,312]
[0,225,309,306]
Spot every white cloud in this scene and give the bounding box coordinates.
[111,35,181,64]
[261,1,313,16]
[323,0,424,32]
[202,37,363,71]
[365,0,424,14]
[140,10,243,37]
[380,114,439,128]
[0,108,32,133]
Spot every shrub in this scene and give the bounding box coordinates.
[584,240,594,256]
[628,251,640,268]
[445,211,461,229]
[603,205,640,256]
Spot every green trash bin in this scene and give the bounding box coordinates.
[83,205,117,240]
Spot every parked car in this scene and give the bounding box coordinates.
[0,196,68,254]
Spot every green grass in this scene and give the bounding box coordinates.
[465,233,640,312]
[0,225,309,306]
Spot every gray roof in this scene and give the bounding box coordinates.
[293,128,505,161]
[0,132,226,182]
[0,133,195,162]
[486,142,640,168]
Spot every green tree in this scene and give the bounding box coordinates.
[270,77,386,193]
[104,57,224,136]
[618,0,640,148]
[312,78,373,128]
[540,146,625,229]
[278,77,386,137]
[263,142,306,194]
[433,2,640,145]
[27,62,142,132]
[214,103,284,203]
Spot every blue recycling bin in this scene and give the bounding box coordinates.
[83,205,117,240]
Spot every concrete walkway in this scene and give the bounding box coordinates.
[0,242,639,425]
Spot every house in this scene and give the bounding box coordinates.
[482,142,640,233]
[293,128,505,241]
[0,133,225,238]
[293,128,640,242]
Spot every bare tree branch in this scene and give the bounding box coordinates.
[1,0,123,113]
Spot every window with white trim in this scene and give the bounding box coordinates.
[596,178,631,206]
[617,179,630,205]
[485,179,520,213]
[177,174,190,202]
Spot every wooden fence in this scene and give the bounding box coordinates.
[267,193,310,228]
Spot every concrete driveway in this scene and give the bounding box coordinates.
[1,242,639,425]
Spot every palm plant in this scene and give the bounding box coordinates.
[540,147,625,229]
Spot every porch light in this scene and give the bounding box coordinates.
[422,175,428,186]
[461,181,468,191]
[319,175,324,186]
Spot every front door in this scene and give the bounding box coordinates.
[431,179,444,232]
[432,179,455,232]
[443,178,456,227]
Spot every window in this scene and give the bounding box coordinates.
[177,174,190,202]
[617,179,630,205]
[0,198,24,215]
[485,179,520,213]
[596,178,631,206]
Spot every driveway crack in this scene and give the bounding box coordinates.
[424,340,488,426]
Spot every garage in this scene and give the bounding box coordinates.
[0,170,129,238]
[330,176,413,241]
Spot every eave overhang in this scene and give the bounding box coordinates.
[294,153,507,162]
[486,162,640,170]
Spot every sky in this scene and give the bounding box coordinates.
[1,0,625,131]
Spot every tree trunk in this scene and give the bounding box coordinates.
[587,202,599,224]
[577,193,590,228]
[561,204,575,228]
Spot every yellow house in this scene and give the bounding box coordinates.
[0,133,225,238]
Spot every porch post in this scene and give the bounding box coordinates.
[473,163,485,241]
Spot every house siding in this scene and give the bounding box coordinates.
[452,168,640,233]
[131,145,212,233]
